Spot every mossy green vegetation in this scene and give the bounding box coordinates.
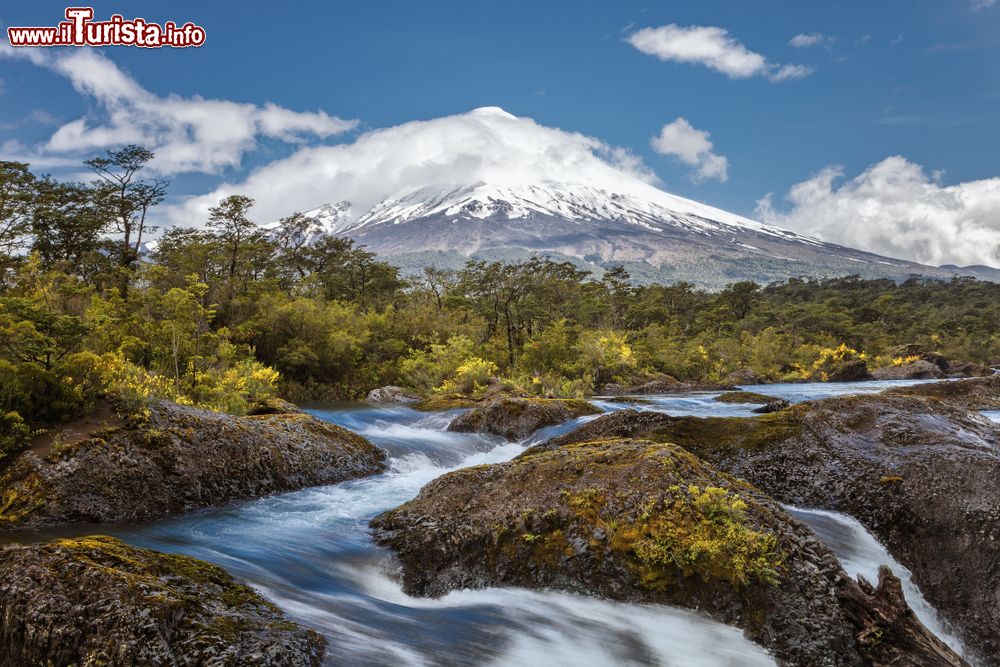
[645,410,803,456]
[378,439,788,593]
[713,391,781,405]
[0,534,325,664]
[4,151,1000,445]
[625,485,783,587]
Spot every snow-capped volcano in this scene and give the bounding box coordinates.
[218,106,996,286]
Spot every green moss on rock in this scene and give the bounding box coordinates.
[447,397,601,440]
[714,391,782,405]
[0,535,324,666]
[0,399,385,530]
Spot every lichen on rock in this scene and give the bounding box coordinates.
[372,438,964,667]
[0,399,385,530]
[446,397,600,440]
[0,535,325,667]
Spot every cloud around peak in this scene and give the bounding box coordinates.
[167,107,666,227]
[627,24,813,82]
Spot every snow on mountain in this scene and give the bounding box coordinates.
[236,106,997,286]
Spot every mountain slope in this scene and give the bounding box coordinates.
[290,180,991,288]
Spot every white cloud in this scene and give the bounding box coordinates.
[627,24,813,82]
[789,33,834,49]
[0,45,357,175]
[650,118,728,182]
[166,106,665,227]
[757,157,1000,267]
[973,0,996,11]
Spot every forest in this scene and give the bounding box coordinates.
[4,146,1000,458]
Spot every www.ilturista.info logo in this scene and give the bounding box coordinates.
[6,7,206,48]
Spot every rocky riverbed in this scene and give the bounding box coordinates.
[1,378,995,666]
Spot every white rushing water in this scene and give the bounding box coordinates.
[102,381,970,666]
[113,403,778,666]
[787,507,972,663]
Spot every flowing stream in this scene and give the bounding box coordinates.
[74,379,967,665]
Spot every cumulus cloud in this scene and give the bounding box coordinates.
[650,118,728,182]
[0,45,357,174]
[166,106,668,227]
[757,157,1000,267]
[626,24,813,82]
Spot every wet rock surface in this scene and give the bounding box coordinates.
[888,374,1000,409]
[366,386,421,404]
[714,390,782,405]
[446,397,600,440]
[372,439,964,667]
[0,535,325,667]
[871,360,944,380]
[0,399,385,530]
[827,359,873,382]
[545,384,1000,664]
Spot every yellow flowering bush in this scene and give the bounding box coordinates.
[437,357,498,396]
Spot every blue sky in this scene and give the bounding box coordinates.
[2,0,999,265]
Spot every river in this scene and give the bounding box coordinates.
[89,379,970,665]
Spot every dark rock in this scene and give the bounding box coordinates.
[945,361,995,378]
[725,369,764,385]
[752,399,791,414]
[545,390,1000,664]
[447,398,600,440]
[0,399,385,530]
[366,386,421,403]
[840,566,968,667]
[714,390,780,405]
[245,397,305,415]
[0,536,325,666]
[890,345,950,373]
[888,375,1000,409]
[871,360,944,381]
[827,359,873,382]
[372,439,964,667]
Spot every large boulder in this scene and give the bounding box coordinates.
[372,439,964,667]
[871,360,944,381]
[0,399,385,530]
[827,359,873,382]
[546,386,1000,664]
[447,398,600,440]
[888,374,1000,409]
[944,361,995,378]
[725,369,764,385]
[714,390,781,404]
[0,536,324,666]
[366,386,421,404]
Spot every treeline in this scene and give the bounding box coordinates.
[4,146,1000,455]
